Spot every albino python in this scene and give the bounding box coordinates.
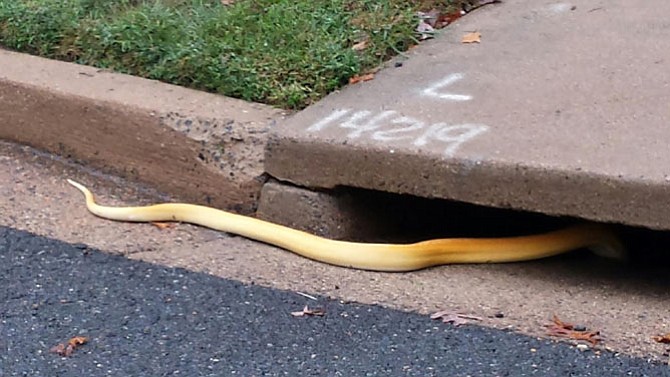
[67,179,626,272]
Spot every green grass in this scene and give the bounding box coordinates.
[0,0,463,109]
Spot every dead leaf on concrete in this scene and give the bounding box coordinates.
[50,336,88,357]
[652,333,670,344]
[461,31,481,44]
[291,305,325,317]
[545,315,601,346]
[349,73,375,84]
[431,310,482,327]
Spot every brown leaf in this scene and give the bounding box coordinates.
[550,314,574,330]
[348,73,375,85]
[431,310,482,327]
[652,333,670,344]
[461,31,481,44]
[151,222,174,230]
[68,336,88,347]
[545,315,601,346]
[50,343,67,356]
[291,305,325,317]
[351,40,368,51]
[220,0,235,5]
[50,336,88,357]
[436,11,464,28]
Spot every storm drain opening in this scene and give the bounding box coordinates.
[257,180,670,266]
[325,186,575,243]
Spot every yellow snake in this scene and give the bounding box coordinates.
[67,179,626,272]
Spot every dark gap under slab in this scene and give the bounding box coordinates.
[257,179,670,264]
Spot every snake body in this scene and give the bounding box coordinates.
[67,179,625,272]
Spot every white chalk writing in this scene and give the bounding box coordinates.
[307,108,488,156]
[372,116,426,142]
[306,109,350,132]
[421,73,472,101]
[414,123,488,155]
[340,110,396,138]
[305,72,487,156]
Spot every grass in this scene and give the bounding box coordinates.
[0,0,464,109]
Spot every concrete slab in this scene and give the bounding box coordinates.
[265,0,670,230]
[0,49,286,214]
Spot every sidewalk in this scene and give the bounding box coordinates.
[266,0,670,230]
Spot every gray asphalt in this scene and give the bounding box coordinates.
[1,225,667,376]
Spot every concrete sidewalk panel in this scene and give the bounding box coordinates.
[266,0,670,229]
[0,49,285,213]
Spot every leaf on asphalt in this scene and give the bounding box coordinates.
[291,305,325,317]
[545,315,601,346]
[431,310,482,327]
[349,73,375,84]
[50,336,88,357]
[151,222,174,230]
[461,31,481,44]
[652,333,670,344]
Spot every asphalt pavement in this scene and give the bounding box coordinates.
[1,226,667,376]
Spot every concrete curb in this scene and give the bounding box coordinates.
[0,49,286,214]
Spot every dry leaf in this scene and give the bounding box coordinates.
[545,315,601,346]
[50,343,68,356]
[348,73,375,84]
[68,336,88,346]
[550,314,573,330]
[431,310,482,327]
[652,333,670,344]
[151,222,174,230]
[351,40,368,51]
[50,336,88,357]
[291,305,325,317]
[436,11,464,28]
[461,31,481,44]
[220,0,235,5]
